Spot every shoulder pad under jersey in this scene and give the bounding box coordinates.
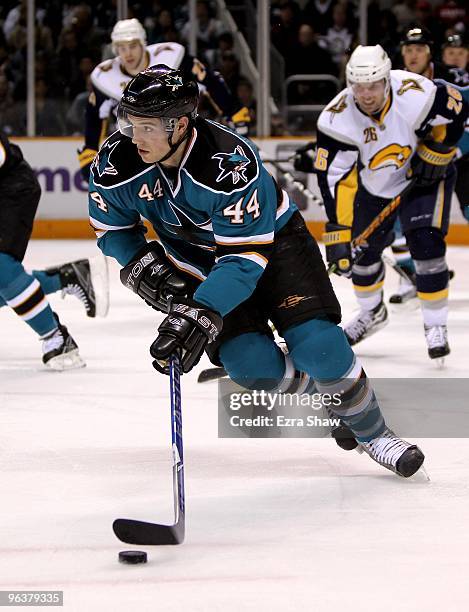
[183,119,260,195]
[90,130,153,188]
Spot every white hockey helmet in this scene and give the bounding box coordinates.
[111,18,147,54]
[346,45,391,97]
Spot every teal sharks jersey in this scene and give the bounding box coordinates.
[89,117,296,316]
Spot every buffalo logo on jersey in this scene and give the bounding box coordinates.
[368,144,413,171]
[212,145,251,185]
[92,140,120,177]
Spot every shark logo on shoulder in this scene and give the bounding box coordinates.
[93,140,119,178]
[212,145,251,185]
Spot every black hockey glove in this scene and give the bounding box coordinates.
[150,298,223,375]
[120,244,188,313]
[293,141,316,173]
[322,222,353,277]
[409,141,456,187]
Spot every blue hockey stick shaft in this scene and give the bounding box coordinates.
[169,353,185,529]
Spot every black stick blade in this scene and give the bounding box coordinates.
[113,518,184,545]
[197,367,227,383]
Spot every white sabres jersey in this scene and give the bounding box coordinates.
[317,69,441,199]
[90,42,186,101]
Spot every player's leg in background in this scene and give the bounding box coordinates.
[0,161,85,369]
[343,193,395,345]
[401,167,455,361]
[0,257,109,320]
[389,217,417,307]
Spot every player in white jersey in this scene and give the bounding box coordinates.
[298,45,467,362]
[78,19,242,179]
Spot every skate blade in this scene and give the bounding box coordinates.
[434,356,446,370]
[89,253,110,317]
[407,466,431,482]
[45,349,86,371]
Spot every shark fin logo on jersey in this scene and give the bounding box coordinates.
[93,140,119,177]
[162,74,183,91]
[212,145,250,185]
[369,143,412,171]
[162,200,214,248]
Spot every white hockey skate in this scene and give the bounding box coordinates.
[42,314,86,371]
[344,302,388,346]
[359,428,424,477]
[424,324,450,368]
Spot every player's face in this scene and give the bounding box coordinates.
[116,40,145,74]
[402,44,431,74]
[128,116,172,162]
[351,80,386,114]
[443,46,468,69]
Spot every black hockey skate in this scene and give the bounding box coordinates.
[359,428,424,477]
[47,254,109,318]
[344,302,388,346]
[424,324,450,366]
[42,314,85,371]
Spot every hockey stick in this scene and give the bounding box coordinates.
[113,353,185,545]
[327,181,416,275]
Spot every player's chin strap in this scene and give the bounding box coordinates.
[157,119,194,164]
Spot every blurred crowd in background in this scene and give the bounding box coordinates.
[0,0,467,137]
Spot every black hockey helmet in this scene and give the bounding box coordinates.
[442,34,466,49]
[400,26,434,50]
[117,64,199,163]
[119,64,199,121]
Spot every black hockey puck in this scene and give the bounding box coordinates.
[118,550,147,565]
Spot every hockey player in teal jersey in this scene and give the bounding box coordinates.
[89,64,425,477]
[0,130,109,370]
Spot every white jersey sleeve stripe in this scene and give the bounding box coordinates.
[89,216,137,231]
[214,231,274,245]
[215,252,268,269]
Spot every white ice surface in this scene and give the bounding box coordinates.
[1,241,469,612]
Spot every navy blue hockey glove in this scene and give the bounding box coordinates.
[409,141,456,187]
[322,222,353,277]
[120,244,188,313]
[293,141,316,173]
[150,298,223,375]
